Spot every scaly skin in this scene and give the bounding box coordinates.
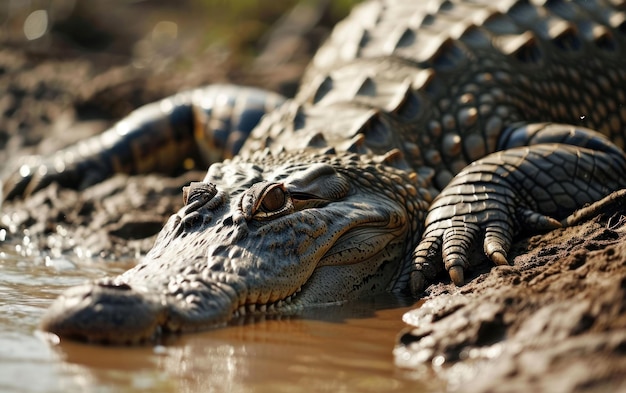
[4,0,626,343]
[40,150,430,343]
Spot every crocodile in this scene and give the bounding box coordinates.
[4,0,626,344]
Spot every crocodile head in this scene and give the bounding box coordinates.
[40,150,429,344]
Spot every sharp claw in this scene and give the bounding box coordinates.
[409,271,426,295]
[448,266,464,286]
[491,251,509,266]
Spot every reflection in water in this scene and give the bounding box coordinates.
[0,246,441,393]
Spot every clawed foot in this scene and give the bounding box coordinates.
[407,157,571,294]
[409,210,562,294]
[409,184,626,294]
[410,211,519,294]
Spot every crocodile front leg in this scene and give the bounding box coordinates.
[410,123,626,294]
[2,85,285,200]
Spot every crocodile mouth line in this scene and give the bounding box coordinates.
[231,287,303,318]
[319,222,405,266]
[227,222,396,320]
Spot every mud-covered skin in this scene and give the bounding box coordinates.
[8,0,626,343]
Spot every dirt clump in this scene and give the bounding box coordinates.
[396,209,626,392]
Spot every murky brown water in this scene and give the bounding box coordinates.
[0,245,441,393]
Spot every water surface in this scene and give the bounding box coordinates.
[0,246,441,393]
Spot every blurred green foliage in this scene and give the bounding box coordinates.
[197,0,360,19]
[194,0,361,55]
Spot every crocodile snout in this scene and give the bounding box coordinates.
[40,280,167,345]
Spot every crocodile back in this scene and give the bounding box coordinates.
[243,0,626,190]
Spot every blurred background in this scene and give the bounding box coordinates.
[0,0,359,162]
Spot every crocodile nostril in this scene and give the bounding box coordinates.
[183,182,217,207]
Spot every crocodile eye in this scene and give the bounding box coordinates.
[260,185,286,212]
[241,182,294,220]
